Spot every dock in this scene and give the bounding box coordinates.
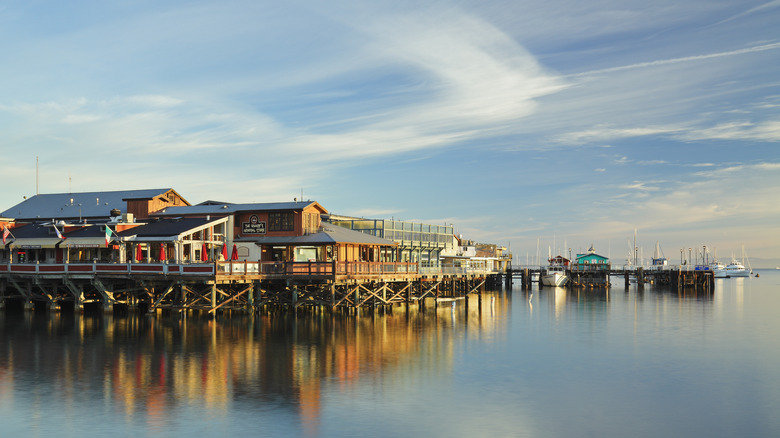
[510,266,715,291]
[0,261,505,314]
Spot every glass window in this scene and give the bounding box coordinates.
[269,212,294,232]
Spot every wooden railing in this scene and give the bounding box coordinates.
[0,261,418,278]
[0,260,469,279]
[216,261,418,277]
[0,262,215,276]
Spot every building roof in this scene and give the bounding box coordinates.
[576,253,609,261]
[241,224,396,246]
[1,189,177,221]
[4,223,62,248]
[153,201,328,216]
[117,217,227,240]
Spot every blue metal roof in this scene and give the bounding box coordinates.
[1,189,174,221]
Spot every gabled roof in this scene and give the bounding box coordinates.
[1,189,179,220]
[576,252,609,261]
[241,224,396,246]
[153,201,328,216]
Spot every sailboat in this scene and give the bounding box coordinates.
[651,241,667,269]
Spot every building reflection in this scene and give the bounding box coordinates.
[0,291,512,434]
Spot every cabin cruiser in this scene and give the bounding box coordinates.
[717,260,750,278]
[541,261,569,287]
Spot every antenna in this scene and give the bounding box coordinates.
[36,156,39,195]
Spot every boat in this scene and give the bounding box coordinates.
[541,257,569,287]
[720,246,752,278]
[652,241,667,270]
[720,259,750,278]
[712,261,727,278]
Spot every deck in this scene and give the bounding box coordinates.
[0,261,504,313]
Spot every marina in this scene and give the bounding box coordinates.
[2,269,778,437]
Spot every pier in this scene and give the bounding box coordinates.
[0,260,504,314]
[510,266,715,291]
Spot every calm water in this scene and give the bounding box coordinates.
[2,271,780,437]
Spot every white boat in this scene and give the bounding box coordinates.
[541,258,569,287]
[720,260,750,278]
[712,261,727,278]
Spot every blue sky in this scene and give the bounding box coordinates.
[1,0,779,266]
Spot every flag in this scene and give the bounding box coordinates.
[2,226,9,244]
[105,225,113,247]
[54,225,65,240]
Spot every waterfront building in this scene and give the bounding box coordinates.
[548,255,571,268]
[0,188,501,313]
[440,237,512,273]
[1,188,189,222]
[572,245,611,271]
[326,214,455,266]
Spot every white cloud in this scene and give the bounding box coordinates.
[680,119,780,142]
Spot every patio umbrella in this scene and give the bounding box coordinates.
[221,242,227,260]
[201,242,207,261]
[160,243,166,261]
[135,244,143,262]
[231,244,238,261]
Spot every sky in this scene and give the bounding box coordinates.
[1,0,779,266]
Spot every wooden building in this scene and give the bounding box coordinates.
[1,188,189,222]
[572,245,610,271]
[1,189,504,314]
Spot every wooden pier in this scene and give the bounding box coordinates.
[510,266,714,291]
[0,261,503,314]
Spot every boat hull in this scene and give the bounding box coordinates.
[541,271,568,287]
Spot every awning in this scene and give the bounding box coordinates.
[62,237,109,248]
[8,237,62,249]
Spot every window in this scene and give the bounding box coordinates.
[269,212,294,232]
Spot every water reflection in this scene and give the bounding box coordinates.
[3,277,772,437]
[0,293,513,435]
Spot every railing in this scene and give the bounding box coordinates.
[215,261,418,277]
[0,262,216,276]
[421,265,501,275]
[0,260,492,278]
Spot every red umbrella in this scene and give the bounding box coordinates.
[135,244,143,262]
[231,244,238,261]
[201,242,207,261]
[221,242,228,260]
[160,243,166,261]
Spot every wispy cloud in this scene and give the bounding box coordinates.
[680,119,780,142]
[567,42,780,78]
